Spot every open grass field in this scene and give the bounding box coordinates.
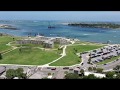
[50,44,103,66]
[97,56,120,65]
[75,41,106,45]
[0,48,60,65]
[0,36,22,53]
[0,36,14,52]
[0,35,105,66]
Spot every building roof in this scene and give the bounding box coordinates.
[0,66,6,74]
[47,75,52,79]
[74,68,80,71]
[44,40,53,44]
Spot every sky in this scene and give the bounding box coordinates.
[0,11,120,22]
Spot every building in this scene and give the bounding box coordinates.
[16,35,71,48]
[84,72,106,78]
[0,66,6,75]
[43,40,54,48]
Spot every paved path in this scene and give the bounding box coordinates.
[2,42,18,55]
[80,53,92,71]
[46,45,67,65]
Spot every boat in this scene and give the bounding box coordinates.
[48,22,55,29]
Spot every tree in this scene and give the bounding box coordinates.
[88,67,93,72]
[87,57,91,64]
[6,69,15,79]
[115,73,120,79]
[65,73,80,79]
[48,73,51,76]
[64,71,68,75]
[93,67,97,72]
[83,74,99,79]
[6,68,27,79]
[96,68,103,73]
[80,69,84,76]
[42,77,49,79]
[113,65,120,73]
[13,38,15,41]
[0,53,2,60]
[15,68,27,79]
[106,71,115,79]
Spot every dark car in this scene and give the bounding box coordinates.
[81,63,84,65]
[47,67,51,69]
[63,67,69,69]
[76,67,80,69]
[69,69,73,71]
[51,68,56,70]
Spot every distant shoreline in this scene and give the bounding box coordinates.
[0,24,18,30]
[67,23,120,29]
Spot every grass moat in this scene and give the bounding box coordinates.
[0,34,106,66]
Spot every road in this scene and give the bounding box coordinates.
[81,53,93,71]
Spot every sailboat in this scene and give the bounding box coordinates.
[48,22,55,29]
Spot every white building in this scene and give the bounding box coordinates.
[84,72,106,78]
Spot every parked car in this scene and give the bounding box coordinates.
[63,67,69,69]
[81,63,84,65]
[47,67,51,69]
[51,68,56,70]
[76,67,80,69]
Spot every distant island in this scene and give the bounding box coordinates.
[68,23,120,29]
[0,24,18,30]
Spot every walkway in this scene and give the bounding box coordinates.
[45,45,67,65]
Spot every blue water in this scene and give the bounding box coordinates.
[0,20,120,44]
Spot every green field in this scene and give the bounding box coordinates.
[0,36,13,52]
[97,56,120,65]
[0,36,22,53]
[0,48,60,65]
[50,44,103,66]
[0,35,105,66]
[75,41,106,46]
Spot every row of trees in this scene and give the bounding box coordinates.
[68,23,120,29]
[88,67,103,73]
[65,65,120,79]
[6,68,27,79]
[65,73,100,79]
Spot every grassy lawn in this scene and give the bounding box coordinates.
[0,36,22,53]
[67,45,103,52]
[0,48,60,65]
[75,41,106,46]
[97,56,120,65]
[50,44,103,66]
[0,36,14,52]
